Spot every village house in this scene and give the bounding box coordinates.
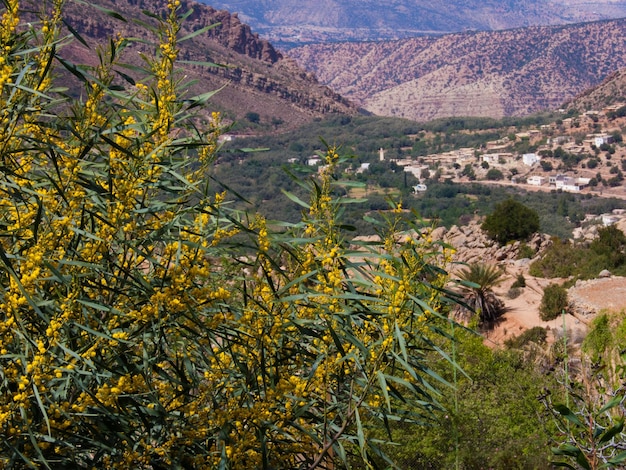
[527,175,546,186]
[522,153,540,166]
[548,135,571,145]
[356,162,371,173]
[603,103,626,114]
[549,174,590,192]
[403,164,429,178]
[589,133,614,147]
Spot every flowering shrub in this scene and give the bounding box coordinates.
[0,1,458,468]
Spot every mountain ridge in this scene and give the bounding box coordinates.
[288,18,626,121]
[199,0,626,46]
[42,0,357,131]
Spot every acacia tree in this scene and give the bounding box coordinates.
[0,1,459,468]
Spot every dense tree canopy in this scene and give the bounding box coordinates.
[482,198,540,244]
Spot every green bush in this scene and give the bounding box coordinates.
[539,283,569,320]
[511,273,527,288]
[505,326,548,348]
[486,168,504,180]
[482,199,540,244]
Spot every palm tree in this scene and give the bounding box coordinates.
[455,263,507,328]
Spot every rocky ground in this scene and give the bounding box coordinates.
[435,219,626,347]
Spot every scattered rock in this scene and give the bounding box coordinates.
[598,269,612,278]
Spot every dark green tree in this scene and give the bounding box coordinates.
[486,168,504,180]
[590,225,626,268]
[482,199,540,244]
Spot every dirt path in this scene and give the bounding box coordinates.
[483,267,626,347]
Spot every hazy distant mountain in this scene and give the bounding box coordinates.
[198,0,626,47]
[46,0,356,131]
[288,19,626,121]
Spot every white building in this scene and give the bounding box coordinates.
[527,175,545,186]
[403,165,429,178]
[522,153,540,166]
[549,174,589,192]
[592,134,614,147]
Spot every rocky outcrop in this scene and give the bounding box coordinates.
[434,221,552,265]
[41,0,357,129]
[568,277,626,317]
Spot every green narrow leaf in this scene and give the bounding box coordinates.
[62,18,90,48]
[598,420,624,444]
[32,384,51,436]
[354,407,366,458]
[551,462,578,470]
[73,0,128,22]
[394,320,408,362]
[281,190,310,209]
[552,444,583,457]
[55,56,88,83]
[376,371,391,413]
[554,404,585,428]
[76,299,112,312]
[598,395,623,414]
[606,451,626,465]
[179,59,228,69]
[178,23,220,42]
[575,450,592,470]
[184,86,225,110]
[115,69,136,86]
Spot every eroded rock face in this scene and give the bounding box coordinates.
[568,277,626,317]
[434,221,551,265]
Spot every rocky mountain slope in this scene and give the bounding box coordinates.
[199,0,626,46]
[43,0,356,131]
[566,67,626,112]
[289,19,626,121]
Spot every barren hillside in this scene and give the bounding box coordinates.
[289,19,626,121]
[39,0,357,131]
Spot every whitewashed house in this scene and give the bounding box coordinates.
[522,153,540,166]
[527,175,545,186]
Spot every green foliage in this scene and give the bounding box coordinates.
[517,243,535,259]
[378,328,557,469]
[582,313,612,362]
[540,283,569,320]
[455,263,506,327]
[245,111,260,123]
[462,163,476,180]
[482,199,540,244]
[590,225,626,268]
[512,273,527,288]
[486,168,504,180]
[505,326,547,348]
[531,228,626,280]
